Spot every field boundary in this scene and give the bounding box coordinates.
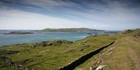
[59,41,115,70]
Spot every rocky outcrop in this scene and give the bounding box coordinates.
[0,56,32,70]
[43,40,73,46]
[0,50,31,70]
[0,50,19,54]
[31,40,73,48]
[134,32,140,39]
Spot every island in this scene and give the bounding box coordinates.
[4,31,34,35]
[39,28,104,32]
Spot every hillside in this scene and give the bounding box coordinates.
[0,29,140,70]
[40,28,104,32]
[75,29,140,70]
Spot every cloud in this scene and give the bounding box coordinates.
[0,0,140,30]
[0,9,87,30]
[22,0,79,9]
[63,0,140,23]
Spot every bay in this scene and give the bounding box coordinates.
[0,31,92,46]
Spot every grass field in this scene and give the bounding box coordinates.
[75,29,140,70]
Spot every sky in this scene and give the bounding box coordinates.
[0,0,140,30]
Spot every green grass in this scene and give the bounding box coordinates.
[0,34,116,70]
[104,37,134,70]
[0,29,139,70]
[75,29,140,70]
[0,61,16,70]
[103,29,140,70]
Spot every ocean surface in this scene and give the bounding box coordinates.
[0,30,100,46]
[0,30,119,46]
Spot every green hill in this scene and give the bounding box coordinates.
[75,29,140,70]
[0,29,140,70]
[40,28,104,32]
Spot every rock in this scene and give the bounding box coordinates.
[40,40,73,47]
[89,67,93,70]
[46,49,49,51]
[134,32,140,39]
[0,50,19,54]
[40,41,47,47]
[108,50,112,55]
[7,50,19,54]
[95,65,107,70]
[22,58,34,63]
[22,58,31,63]
[0,56,31,70]
[30,40,73,48]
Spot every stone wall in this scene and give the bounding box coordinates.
[59,41,115,70]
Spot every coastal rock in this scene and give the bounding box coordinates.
[0,50,19,54]
[39,40,73,47]
[30,40,73,48]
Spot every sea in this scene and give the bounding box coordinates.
[0,30,119,46]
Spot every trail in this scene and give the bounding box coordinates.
[128,47,140,70]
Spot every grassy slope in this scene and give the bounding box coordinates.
[0,29,139,70]
[0,61,16,70]
[104,36,140,70]
[75,29,140,70]
[0,34,115,70]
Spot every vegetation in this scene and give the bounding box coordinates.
[40,28,104,32]
[0,61,16,70]
[0,29,140,70]
[75,29,140,70]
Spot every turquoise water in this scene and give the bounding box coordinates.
[0,31,91,46]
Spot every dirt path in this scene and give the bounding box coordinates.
[128,47,140,70]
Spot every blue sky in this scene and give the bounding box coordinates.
[0,0,140,30]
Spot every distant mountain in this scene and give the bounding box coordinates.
[40,28,104,32]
